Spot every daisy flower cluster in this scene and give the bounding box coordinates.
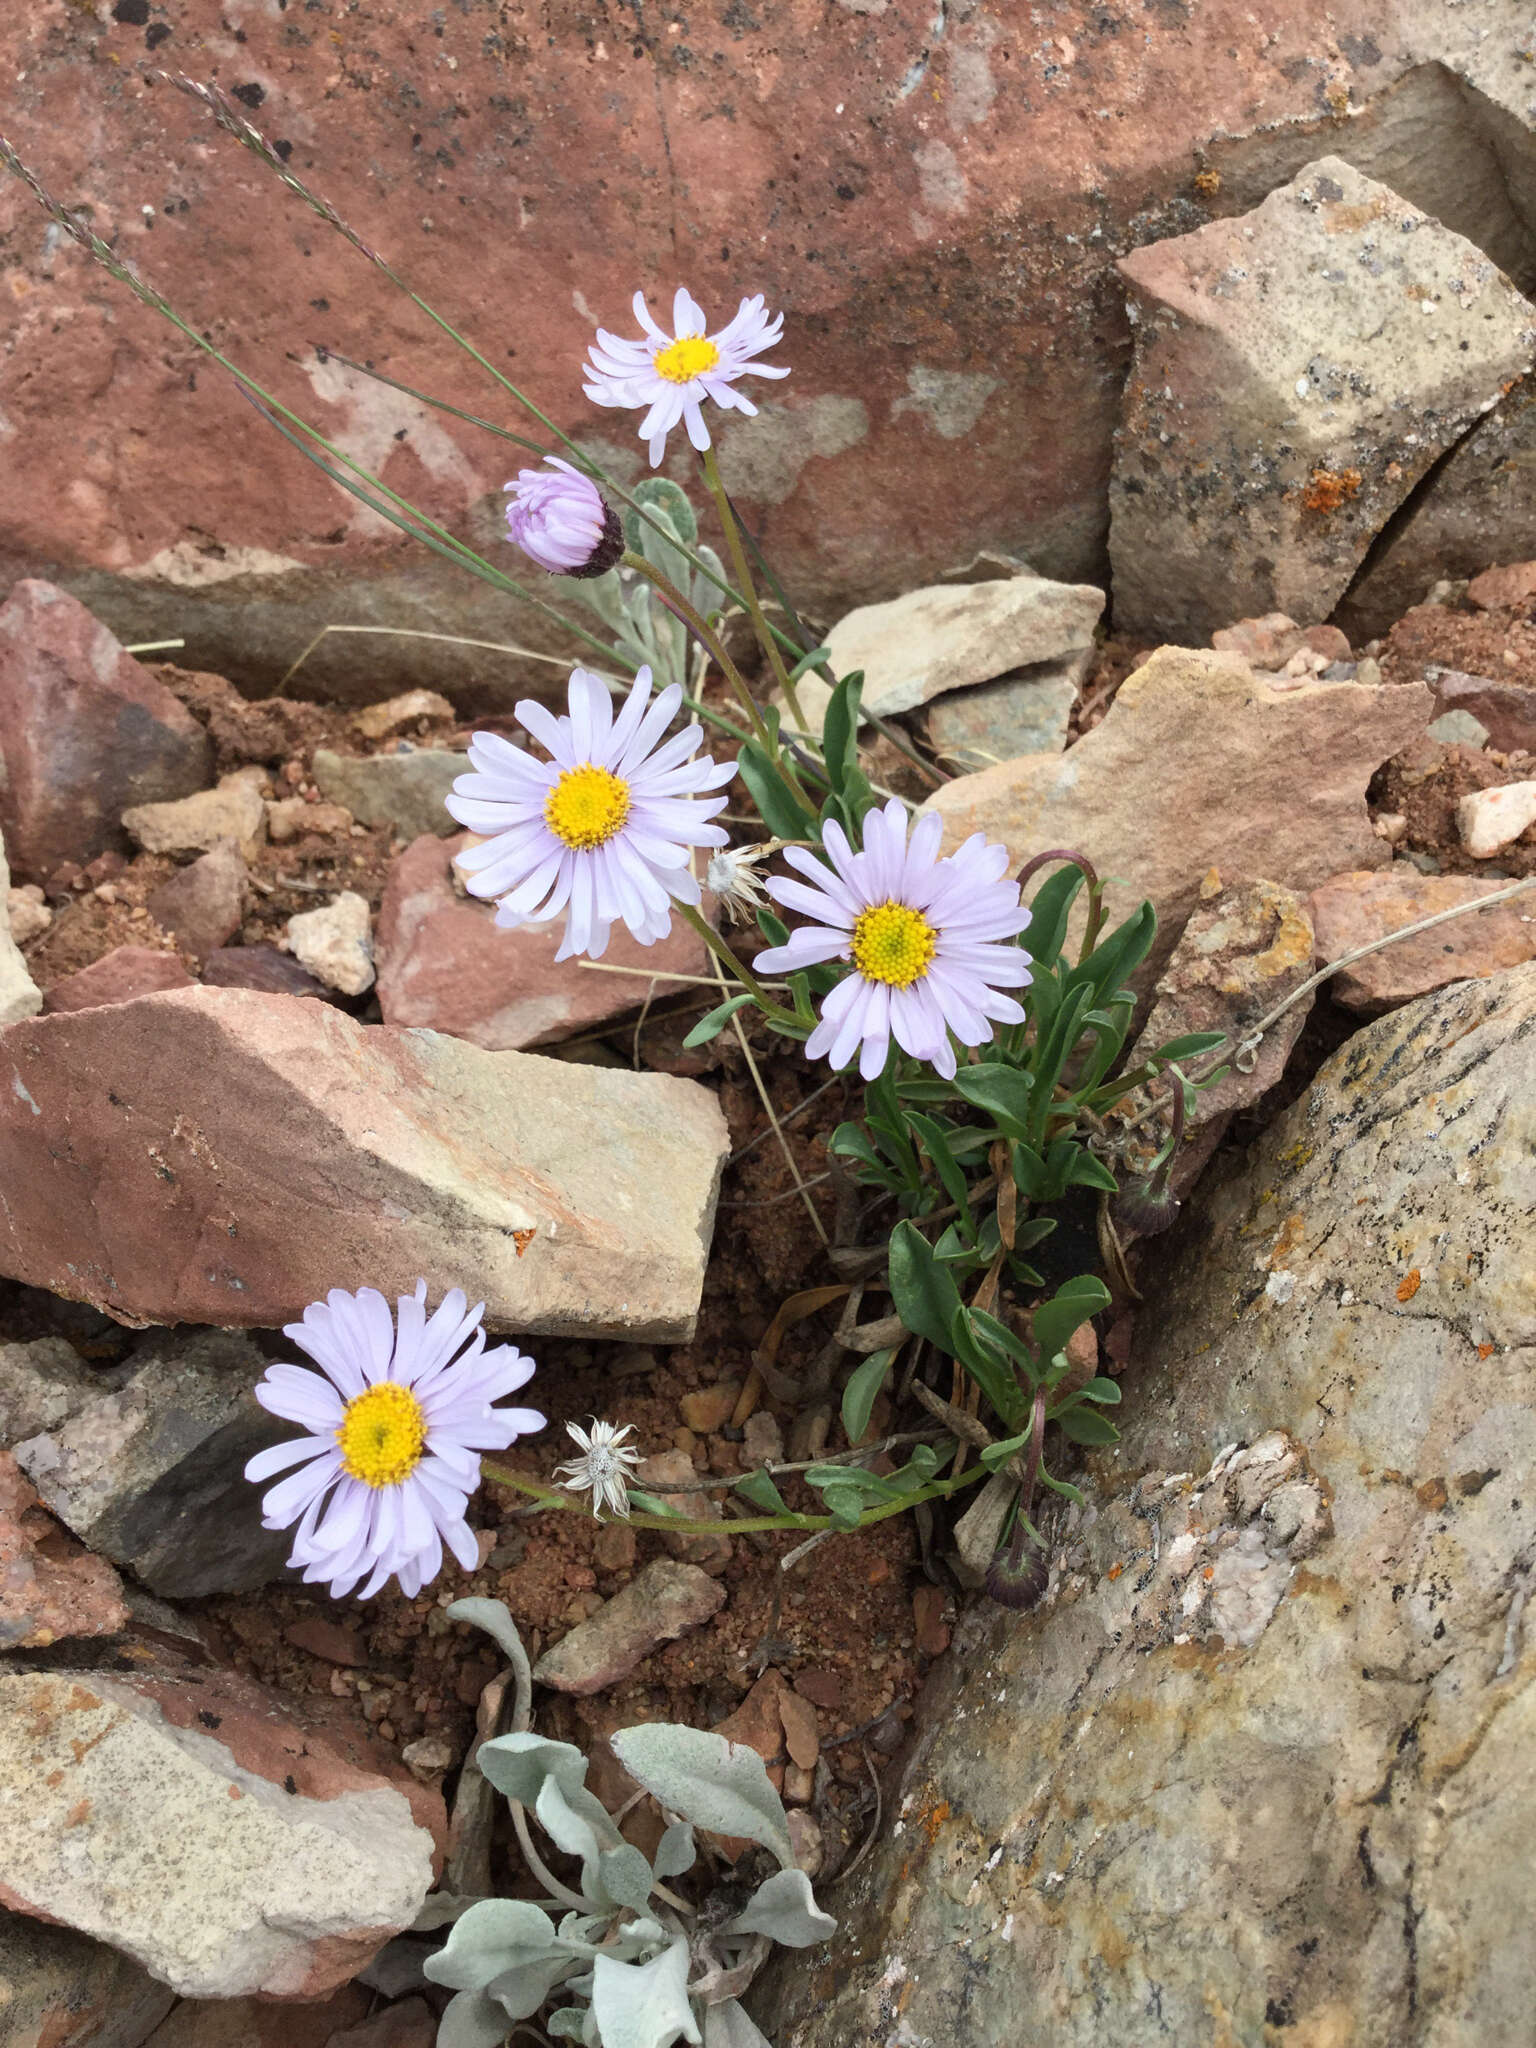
[246,1282,544,1599]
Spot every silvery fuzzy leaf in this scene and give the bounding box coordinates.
[412,1892,491,1933]
[491,1952,585,2023]
[601,1914,669,1962]
[722,1868,837,1950]
[653,1820,697,1880]
[424,1898,562,1991]
[438,1986,524,2048]
[445,1595,529,1671]
[599,1842,658,1915]
[611,1726,794,1870]
[537,1774,612,1900]
[703,2000,774,2048]
[549,2009,593,2043]
[477,1730,591,1808]
[590,1936,702,2048]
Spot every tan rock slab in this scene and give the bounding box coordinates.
[1456,778,1536,856]
[0,1667,443,2000]
[284,890,375,996]
[265,796,354,844]
[0,830,43,1029]
[923,647,1431,985]
[532,1559,726,1694]
[0,986,728,1339]
[353,690,456,740]
[1310,868,1536,1012]
[122,771,266,859]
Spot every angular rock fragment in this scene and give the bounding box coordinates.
[201,943,335,999]
[532,1559,726,1694]
[122,771,266,858]
[284,890,375,996]
[1428,671,1536,756]
[353,690,456,740]
[0,1666,444,1999]
[376,832,709,1050]
[0,986,728,1338]
[142,1985,370,2048]
[1457,778,1536,856]
[0,1909,175,2048]
[0,581,213,880]
[823,573,1104,720]
[265,796,354,843]
[924,647,1431,985]
[1111,157,1536,641]
[0,1336,116,1447]
[145,840,247,960]
[1312,868,1536,1011]
[923,650,1087,770]
[312,747,468,840]
[0,1450,129,1649]
[0,829,43,1028]
[42,946,193,1014]
[13,1328,291,1599]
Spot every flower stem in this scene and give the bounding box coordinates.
[675,902,801,1027]
[620,550,771,746]
[700,446,809,733]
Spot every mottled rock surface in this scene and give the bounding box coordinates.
[311,749,467,840]
[1427,672,1536,756]
[13,1329,291,1599]
[1311,868,1536,1011]
[0,582,212,880]
[145,841,247,961]
[0,1666,443,2000]
[376,832,709,1050]
[1456,778,1536,856]
[0,1909,175,2048]
[142,1989,371,2048]
[122,772,266,859]
[532,1560,727,1695]
[0,986,729,1339]
[284,890,375,996]
[1112,157,1536,642]
[922,650,1087,770]
[925,647,1430,985]
[757,963,1536,2048]
[0,1337,115,1448]
[0,1450,129,1650]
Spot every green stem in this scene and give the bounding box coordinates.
[675,903,801,1028]
[620,550,770,745]
[700,446,808,732]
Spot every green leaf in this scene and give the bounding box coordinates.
[979,1429,1032,1471]
[476,1732,591,1811]
[1065,1149,1120,1194]
[1066,899,1156,1005]
[610,1723,795,1868]
[732,1468,790,1515]
[623,474,699,549]
[440,1989,544,2048]
[821,670,864,795]
[952,1062,1035,1139]
[789,643,832,683]
[887,1219,962,1353]
[757,907,790,948]
[1031,1276,1111,1360]
[907,1111,974,1232]
[841,1347,894,1445]
[683,993,756,1049]
[950,1308,1028,1430]
[819,1480,868,1529]
[1055,1405,1121,1446]
[1023,865,1085,968]
[739,739,811,839]
[625,1488,683,1518]
[1144,1029,1228,1065]
[1080,1376,1123,1404]
[723,1867,837,1948]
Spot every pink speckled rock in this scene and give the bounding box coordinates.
[41,946,193,1014]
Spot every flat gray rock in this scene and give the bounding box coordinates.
[313,747,469,840]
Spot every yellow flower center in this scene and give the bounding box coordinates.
[544,763,632,851]
[850,901,938,988]
[336,1381,427,1489]
[653,334,720,385]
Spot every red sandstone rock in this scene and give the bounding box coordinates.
[0,1451,129,1651]
[0,1911,175,2048]
[1466,561,1536,610]
[0,7,1468,705]
[1429,672,1536,756]
[1310,869,1536,1012]
[376,832,711,1049]
[0,986,729,1338]
[202,942,334,999]
[145,840,247,960]
[41,946,193,1013]
[0,1664,445,2001]
[0,582,212,880]
[141,1985,371,2048]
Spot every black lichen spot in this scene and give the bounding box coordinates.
[232,82,266,109]
[145,22,172,48]
[284,1773,298,1794]
[273,139,294,162]
[112,0,151,23]
[197,1709,223,1729]
[1265,1997,1295,2027]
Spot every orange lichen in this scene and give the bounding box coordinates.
[1396,1269,1422,1302]
[1193,167,1222,198]
[1301,466,1363,515]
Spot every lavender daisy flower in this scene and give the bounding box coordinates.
[755,799,1032,1081]
[505,457,624,578]
[554,1418,643,1518]
[244,1282,544,1601]
[583,288,789,467]
[446,665,736,960]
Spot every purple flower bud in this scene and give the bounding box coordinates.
[505,457,624,578]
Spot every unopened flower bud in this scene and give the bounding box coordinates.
[505,457,624,578]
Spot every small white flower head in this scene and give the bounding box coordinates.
[755,799,1032,1081]
[583,287,790,467]
[705,841,776,925]
[505,457,624,578]
[554,1417,643,1519]
[244,1282,545,1601]
[446,665,736,961]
